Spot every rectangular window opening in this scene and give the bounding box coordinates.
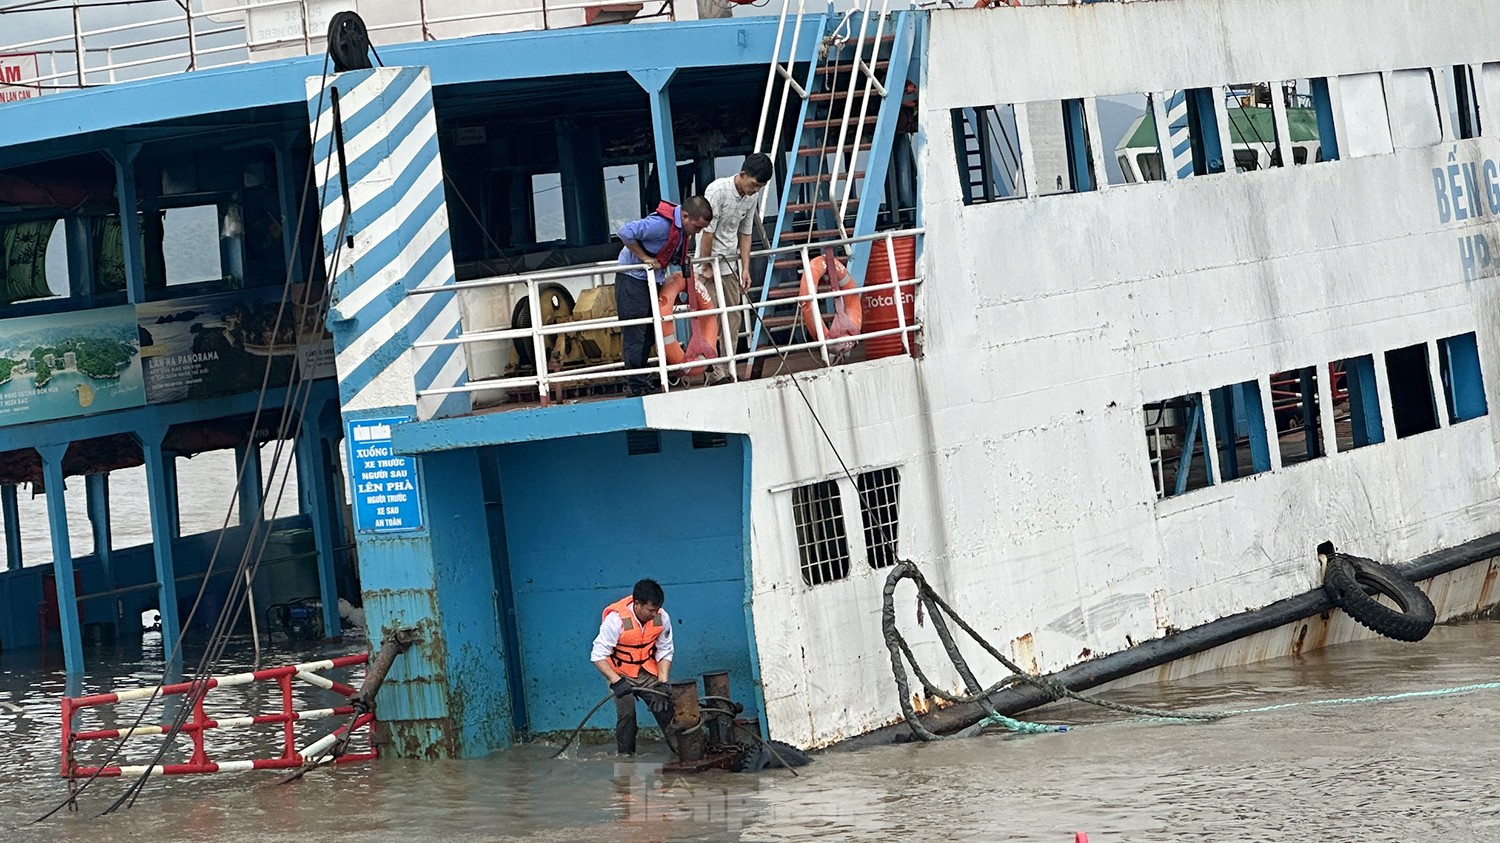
[1339,73,1394,158]
[604,164,642,235]
[531,172,565,243]
[1143,393,1214,499]
[1270,367,1324,466]
[1388,68,1442,149]
[951,104,1025,204]
[1023,99,1097,196]
[1331,355,1385,451]
[1438,332,1488,424]
[1226,83,1278,172]
[626,430,661,456]
[1099,93,1162,186]
[856,466,900,569]
[1,218,69,304]
[1209,380,1271,481]
[691,431,727,449]
[1442,65,1482,140]
[1384,343,1439,438]
[792,480,850,586]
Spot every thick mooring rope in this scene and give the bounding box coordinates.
[882,561,1226,741]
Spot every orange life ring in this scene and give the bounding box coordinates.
[799,256,863,346]
[655,272,720,378]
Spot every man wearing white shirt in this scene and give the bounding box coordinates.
[591,578,676,755]
[696,153,773,385]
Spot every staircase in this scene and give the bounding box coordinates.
[747,3,917,356]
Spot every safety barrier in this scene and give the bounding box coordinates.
[408,228,924,408]
[60,652,374,778]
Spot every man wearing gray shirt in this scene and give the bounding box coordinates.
[696,153,772,384]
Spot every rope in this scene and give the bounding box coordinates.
[882,561,1223,743]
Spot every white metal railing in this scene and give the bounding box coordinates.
[408,228,924,406]
[0,0,675,91]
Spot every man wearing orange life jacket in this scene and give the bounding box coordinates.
[615,197,713,397]
[590,578,676,755]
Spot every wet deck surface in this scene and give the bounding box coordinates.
[2,620,1497,841]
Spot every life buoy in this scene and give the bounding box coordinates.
[799,256,863,349]
[655,272,720,378]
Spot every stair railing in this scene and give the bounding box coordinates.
[827,0,879,235]
[753,0,809,221]
[835,0,891,229]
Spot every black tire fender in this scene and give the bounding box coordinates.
[1322,551,1436,643]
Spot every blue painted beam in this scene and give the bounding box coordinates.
[140,437,184,656]
[110,144,148,304]
[2,485,19,572]
[1311,78,1340,162]
[85,473,114,589]
[298,409,342,639]
[630,69,680,203]
[390,398,647,454]
[234,443,264,527]
[0,17,827,161]
[37,444,85,675]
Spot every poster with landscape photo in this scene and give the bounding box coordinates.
[136,288,303,404]
[0,305,145,425]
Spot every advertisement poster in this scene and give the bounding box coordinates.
[0,305,146,425]
[137,287,331,403]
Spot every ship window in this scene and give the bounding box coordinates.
[1338,73,1394,158]
[1388,69,1442,149]
[604,164,642,235]
[0,218,69,304]
[1143,393,1214,499]
[1331,355,1385,451]
[10,461,94,561]
[1438,332,1488,423]
[1384,343,1439,438]
[1099,93,1162,186]
[1209,380,1271,481]
[174,449,241,537]
[1225,83,1279,171]
[792,479,850,586]
[1440,66,1482,140]
[531,173,565,243]
[1271,367,1324,466]
[160,205,226,287]
[951,104,1026,205]
[856,466,900,569]
[1022,99,1096,195]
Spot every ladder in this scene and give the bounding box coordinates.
[747,0,917,358]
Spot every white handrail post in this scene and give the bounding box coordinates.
[829,0,871,223]
[527,279,550,406]
[710,259,737,382]
[107,47,116,84]
[753,0,792,154]
[72,3,86,87]
[759,0,806,219]
[647,268,672,393]
[884,233,910,356]
[800,247,830,366]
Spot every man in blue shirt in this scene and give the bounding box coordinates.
[616,196,713,396]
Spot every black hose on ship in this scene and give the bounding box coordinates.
[878,533,1482,742]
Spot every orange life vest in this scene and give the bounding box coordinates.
[602,596,663,678]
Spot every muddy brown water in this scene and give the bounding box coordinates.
[1,621,1497,842]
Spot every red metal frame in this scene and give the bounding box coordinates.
[61,653,375,778]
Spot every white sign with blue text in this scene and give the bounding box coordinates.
[347,417,423,533]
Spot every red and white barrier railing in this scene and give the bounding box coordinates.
[61,653,375,778]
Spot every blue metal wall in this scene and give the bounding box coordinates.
[492,430,754,736]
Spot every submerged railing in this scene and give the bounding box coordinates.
[408,229,924,408]
[0,0,674,91]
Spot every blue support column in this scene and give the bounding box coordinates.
[2,485,20,572]
[141,437,183,656]
[298,413,341,639]
[110,143,147,303]
[38,445,84,675]
[85,473,113,588]
[234,443,264,526]
[1187,87,1224,174]
[1236,383,1272,473]
[1311,78,1340,161]
[1346,356,1386,447]
[629,69,680,202]
[556,118,607,246]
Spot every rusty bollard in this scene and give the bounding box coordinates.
[670,680,705,762]
[702,671,732,746]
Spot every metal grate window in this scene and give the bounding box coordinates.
[792,480,850,586]
[857,467,900,569]
[692,432,727,449]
